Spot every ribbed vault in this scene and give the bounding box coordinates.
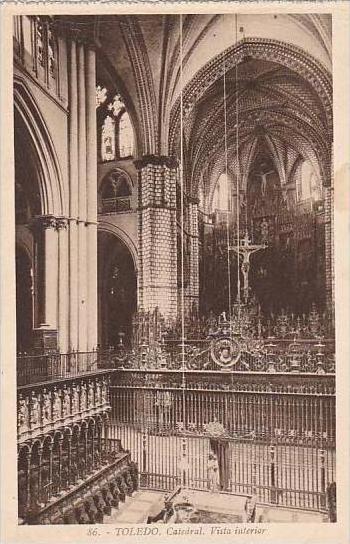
[55,14,332,202]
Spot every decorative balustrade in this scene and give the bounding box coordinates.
[17,337,335,381]
[101,196,131,214]
[17,350,110,387]
[132,303,334,342]
[106,338,335,375]
[125,304,335,374]
[17,372,111,443]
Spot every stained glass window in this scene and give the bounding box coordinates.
[108,94,124,117]
[99,93,134,161]
[299,160,321,201]
[212,173,229,211]
[96,85,108,108]
[198,183,204,210]
[310,172,322,201]
[119,111,134,158]
[101,116,116,162]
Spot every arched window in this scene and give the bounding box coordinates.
[198,182,204,210]
[108,94,124,117]
[119,111,134,158]
[97,89,135,162]
[96,85,107,108]
[298,160,322,202]
[212,173,229,211]
[101,116,116,162]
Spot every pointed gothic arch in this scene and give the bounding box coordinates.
[14,77,65,217]
[97,226,138,348]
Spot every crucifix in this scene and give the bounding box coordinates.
[257,168,274,196]
[229,232,267,303]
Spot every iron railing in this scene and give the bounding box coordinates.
[17,337,335,387]
[101,196,131,214]
[108,338,335,374]
[109,377,335,512]
[17,350,109,387]
[17,345,336,513]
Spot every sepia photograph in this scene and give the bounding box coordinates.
[1,3,349,542]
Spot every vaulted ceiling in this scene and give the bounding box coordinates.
[56,14,332,202]
[183,56,330,205]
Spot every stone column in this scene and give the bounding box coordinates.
[135,156,178,319]
[324,186,334,319]
[86,44,98,351]
[42,216,59,329]
[32,216,59,351]
[77,41,88,353]
[68,38,79,351]
[57,218,69,352]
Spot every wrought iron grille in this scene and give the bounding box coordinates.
[109,377,335,512]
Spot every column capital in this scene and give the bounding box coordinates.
[134,155,179,170]
[56,217,69,230]
[32,215,70,231]
[31,214,56,231]
[52,17,97,47]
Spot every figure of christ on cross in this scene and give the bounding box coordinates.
[257,168,275,196]
[229,232,267,303]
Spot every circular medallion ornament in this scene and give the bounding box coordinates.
[210,337,241,368]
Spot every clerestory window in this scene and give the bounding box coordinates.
[97,88,134,162]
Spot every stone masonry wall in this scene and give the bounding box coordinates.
[136,157,178,319]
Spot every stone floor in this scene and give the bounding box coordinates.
[104,489,327,524]
[255,504,327,523]
[105,490,165,524]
